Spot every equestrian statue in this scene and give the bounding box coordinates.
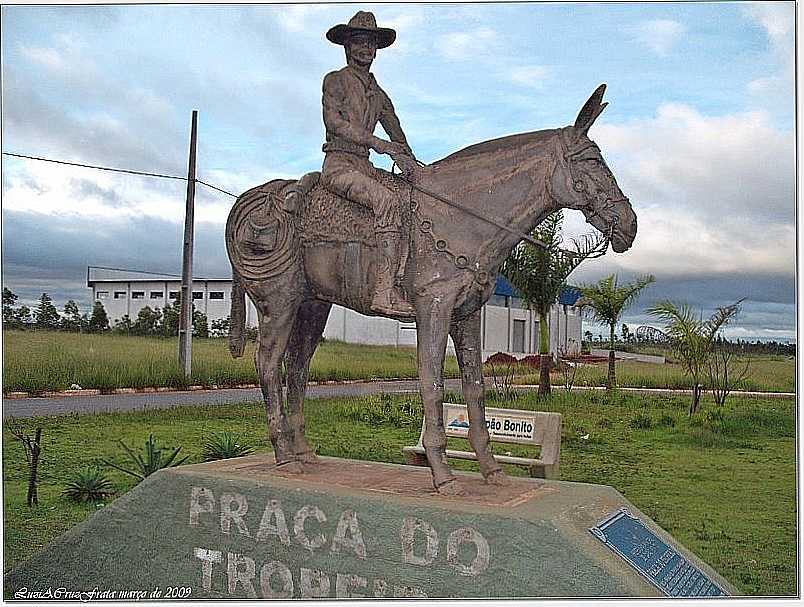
[226,11,639,495]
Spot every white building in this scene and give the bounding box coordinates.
[87,266,582,358]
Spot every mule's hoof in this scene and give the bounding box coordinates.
[485,470,509,486]
[435,479,465,496]
[275,460,304,474]
[296,451,318,464]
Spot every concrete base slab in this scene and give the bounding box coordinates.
[5,455,736,600]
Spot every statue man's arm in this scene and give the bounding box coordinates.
[323,72,392,153]
[379,95,413,157]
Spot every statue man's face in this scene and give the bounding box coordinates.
[345,33,377,69]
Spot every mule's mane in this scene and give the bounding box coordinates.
[434,128,560,165]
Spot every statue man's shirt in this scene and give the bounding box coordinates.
[321,65,408,229]
[322,65,408,157]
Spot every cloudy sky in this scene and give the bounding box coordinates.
[1,2,796,340]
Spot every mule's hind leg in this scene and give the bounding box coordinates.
[450,310,507,485]
[285,299,332,463]
[255,299,301,469]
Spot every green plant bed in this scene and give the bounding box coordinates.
[3,391,795,595]
[2,331,460,393]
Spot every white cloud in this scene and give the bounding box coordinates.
[742,3,793,51]
[19,33,101,85]
[742,4,794,103]
[561,104,795,279]
[437,28,497,61]
[633,19,685,57]
[274,5,332,34]
[504,65,550,89]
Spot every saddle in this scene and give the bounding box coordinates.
[296,170,412,247]
[227,171,413,282]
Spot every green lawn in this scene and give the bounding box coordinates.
[3,390,795,596]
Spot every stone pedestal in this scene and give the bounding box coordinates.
[5,455,736,599]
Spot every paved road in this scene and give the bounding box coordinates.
[3,381,793,419]
[2,380,464,419]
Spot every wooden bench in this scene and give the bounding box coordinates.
[403,403,562,479]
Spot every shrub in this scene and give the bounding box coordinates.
[703,408,726,433]
[201,431,255,461]
[335,394,421,427]
[484,352,518,366]
[63,467,115,503]
[629,412,653,429]
[657,414,676,428]
[103,434,189,482]
[519,355,543,369]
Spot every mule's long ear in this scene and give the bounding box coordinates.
[574,84,608,137]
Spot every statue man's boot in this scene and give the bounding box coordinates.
[372,232,414,316]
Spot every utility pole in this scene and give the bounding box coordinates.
[178,110,198,377]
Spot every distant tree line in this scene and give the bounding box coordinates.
[2,288,229,338]
[583,326,794,356]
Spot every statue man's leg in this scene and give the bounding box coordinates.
[321,159,412,315]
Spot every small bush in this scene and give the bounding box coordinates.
[103,434,189,482]
[484,352,518,365]
[62,467,115,503]
[335,394,421,427]
[201,431,255,461]
[629,412,653,429]
[703,408,726,433]
[657,414,676,428]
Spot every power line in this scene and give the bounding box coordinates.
[2,151,238,198]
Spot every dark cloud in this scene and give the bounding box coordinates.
[2,210,230,311]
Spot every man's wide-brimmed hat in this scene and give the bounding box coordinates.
[326,11,396,49]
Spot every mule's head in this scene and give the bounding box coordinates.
[549,84,637,253]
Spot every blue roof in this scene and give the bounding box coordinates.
[494,275,581,306]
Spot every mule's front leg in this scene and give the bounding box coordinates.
[450,310,507,485]
[415,295,461,494]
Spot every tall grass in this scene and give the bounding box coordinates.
[2,331,459,393]
[2,331,793,394]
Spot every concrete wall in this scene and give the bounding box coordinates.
[93,279,257,328]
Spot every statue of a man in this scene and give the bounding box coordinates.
[322,11,417,316]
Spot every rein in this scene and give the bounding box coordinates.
[393,169,552,251]
[393,134,617,259]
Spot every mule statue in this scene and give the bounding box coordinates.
[225,84,638,494]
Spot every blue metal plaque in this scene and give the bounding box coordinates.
[590,508,728,597]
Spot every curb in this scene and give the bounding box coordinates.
[3,380,795,400]
[2,378,415,400]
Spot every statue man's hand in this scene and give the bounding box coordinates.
[391,152,418,178]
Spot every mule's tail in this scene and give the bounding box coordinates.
[228,271,246,358]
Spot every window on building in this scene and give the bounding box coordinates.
[209,292,225,300]
[114,291,127,299]
[513,319,526,353]
[150,291,163,299]
[96,291,109,299]
[131,291,145,299]
[192,292,203,300]
[169,292,179,300]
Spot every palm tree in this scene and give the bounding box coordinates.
[502,211,607,396]
[647,299,741,416]
[579,274,655,389]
